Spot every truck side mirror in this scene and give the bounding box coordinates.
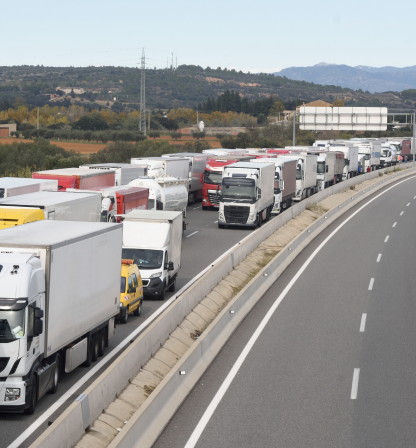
[257,187,262,198]
[33,317,43,336]
[168,261,174,271]
[34,308,44,319]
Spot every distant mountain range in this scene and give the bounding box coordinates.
[276,63,416,93]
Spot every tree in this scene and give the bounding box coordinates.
[70,89,76,98]
[192,131,206,140]
[332,99,345,107]
[72,113,109,131]
[148,131,160,140]
[257,114,267,125]
[170,132,182,140]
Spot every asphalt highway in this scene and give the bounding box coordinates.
[154,174,416,448]
[1,205,252,448]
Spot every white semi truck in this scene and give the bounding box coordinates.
[250,158,297,214]
[0,221,122,414]
[162,152,209,204]
[354,141,381,172]
[128,177,188,217]
[121,210,183,300]
[80,163,148,186]
[0,178,58,199]
[280,154,318,200]
[327,143,359,179]
[218,162,275,229]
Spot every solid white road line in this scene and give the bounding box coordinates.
[360,314,367,332]
[384,235,389,242]
[400,211,404,216]
[368,278,374,290]
[351,368,360,399]
[183,174,416,448]
[392,222,397,227]
[407,202,411,206]
[214,220,218,223]
[377,254,382,262]
[194,206,202,209]
[186,231,199,238]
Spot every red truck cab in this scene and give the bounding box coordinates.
[202,156,251,210]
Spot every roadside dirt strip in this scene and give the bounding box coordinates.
[64,167,414,448]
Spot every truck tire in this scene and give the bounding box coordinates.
[121,307,129,324]
[168,278,176,292]
[257,213,262,228]
[133,300,142,317]
[82,336,93,367]
[98,329,106,357]
[49,355,60,394]
[92,333,99,362]
[24,375,37,415]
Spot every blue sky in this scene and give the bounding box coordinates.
[2,0,414,71]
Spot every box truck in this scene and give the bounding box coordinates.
[128,177,188,217]
[32,168,116,191]
[121,210,182,300]
[280,154,318,200]
[218,162,275,229]
[354,141,381,172]
[250,158,296,214]
[130,157,189,184]
[0,191,101,228]
[0,178,58,199]
[0,220,122,413]
[327,143,359,179]
[67,187,149,222]
[380,143,399,166]
[80,163,148,186]
[162,153,209,203]
[202,156,252,209]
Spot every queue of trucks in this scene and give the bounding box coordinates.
[0,137,412,414]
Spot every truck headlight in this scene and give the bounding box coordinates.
[150,272,162,278]
[5,388,20,401]
[247,213,256,223]
[218,212,225,222]
[202,198,207,203]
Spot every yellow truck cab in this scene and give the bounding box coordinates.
[119,259,144,323]
[0,207,44,229]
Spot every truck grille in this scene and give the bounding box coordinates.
[224,206,249,224]
[208,193,219,205]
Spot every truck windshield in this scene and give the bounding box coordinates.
[120,276,127,293]
[0,309,25,342]
[381,150,390,157]
[317,162,326,174]
[221,178,255,201]
[204,170,222,185]
[122,248,163,270]
[296,165,302,180]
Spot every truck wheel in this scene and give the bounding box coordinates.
[24,375,37,415]
[159,283,166,301]
[98,329,106,357]
[257,213,262,228]
[121,308,129,324]
[168,279,176,292]
[133,300,142,317]
[92,334,99,362]
[50,355,60,394]
[82,336,93,367]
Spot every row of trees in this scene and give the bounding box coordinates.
[0,138,212,178]
[195,90,299,117]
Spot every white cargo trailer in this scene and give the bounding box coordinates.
[0,220,122,413]
[280,154,318,200]
[130,157,189,184]
[0,178,58,199]
[327,143,359,179]
[162,152,209,203]
[80,163,148,186]
[0,191,101,222]
[128,177,187,217]
[218,162,275,229]
[122,210,182,300]
[353,141,381,171]
[250,157,297,214]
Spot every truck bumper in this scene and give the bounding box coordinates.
[0,379,27,411]
[143,278,165,296]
